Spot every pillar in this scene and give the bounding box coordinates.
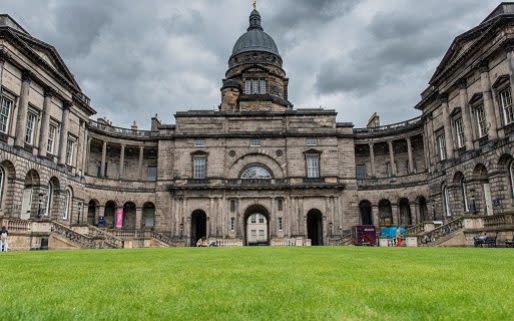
[406,137,414,174]
[119,144,125,179]
[369,142,375,177]
[15,70,31,147]
[101,140,107,178]
[82,130,89,176]
[392,204,399,226]
[58,101,71,165]
[84,137,91,175]
[480,62,498,139]
[410,203,418,225]
[440,93,454,159]
[427,113,436,166]
[138,146,144,179]
[135,207,142,230]
[372,205,379,227]
[38,87,53,157]
[458,79,474,150]
[388,141,396,176]
[75,120,85,171]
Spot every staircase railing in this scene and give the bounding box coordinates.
[51,222,98,249]
[151,231,175,246]
[406,223,425,236]
[87,226,124,248]
[417,217,464,246]
[325,230,353,246]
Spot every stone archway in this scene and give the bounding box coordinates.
[142,202,156,229]
[21,169,40,220]
[244,204,270,246]
[398,198,412,226]
[191,210,207,246]
[417,196,428,223]
[104,201,117,228]
[307,209,323,246]
[88,199,99,225]
[359,200,373,225]
[123,202,136,229]
[378,199,393,226]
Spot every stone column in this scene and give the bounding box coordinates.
[75,120,85,171]
[38,88,53,157]
[84,136,91,175]
[82,130,89,175]
[392,204,399,226]
[410,203,418,225]
[422,121,430,171]
[15,70,31,147]
[480,63,498,139]
[388,141,396,176]
[138,146,144,180]
[58,101,71,165]
[507,49,514,118]
[119,144,126,179]
[101,140,107,178]
[135,207,142,230]
[372,205,379,227]
[369,143,375,177]
[427,114,436,166]
[440,93,454,159]
[406,137,414,174]
[96,205,104,224]
[458,80,474,150]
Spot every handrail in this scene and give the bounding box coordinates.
[51,221,98,249]
[354,116,422,133]
[406,223,425,236]
[87,225,124,248]
[418,217,464,245]
[151,232,175,246]
[89,119,157,138]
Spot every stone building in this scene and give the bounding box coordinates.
[1,4,513,249]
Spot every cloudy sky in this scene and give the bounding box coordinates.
[3,0,499,129]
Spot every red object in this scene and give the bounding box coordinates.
[352,225,377,246]
[396,236,403,247]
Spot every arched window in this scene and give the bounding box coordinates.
[443,186,451,217]
[240,165,272,179]
[510,161,514,198]
[63,188,72,220]
[45,181,54,217]
[0,167,4,207]
[461,179,469,212]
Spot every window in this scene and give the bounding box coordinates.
[230,217,235,231]
[244,79,267,94]
[278,217,283,231]
[474,104,487,138]
[461,179,469,212]
[306,138,318,146]
[454,118,465,149]
[258,216,264,224]
[193,156,206,179]
[443,186,451,217]
[356,164,366,180]
[251,229,256,238]
[510,161,514,199]
[436,133,447,161]
[499,88,513,125]
[250,138,261,146]
[385,162,392,177]
[63,188,72,220]
[251,216,256,224]
[306,154,320,178]
[240,165,272,179]
[0,167,4,207]
[47,124,57,154]
[277,198,283,211]
[25,112,37,145]
[45,181,54,217]
[66,139,75,166]
[258,229,265,237]
[230,199,236,212]
[0,96,12,134]
[147,166,157,181]
[194,138,205,147]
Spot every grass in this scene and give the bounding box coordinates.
[0,247,513,321]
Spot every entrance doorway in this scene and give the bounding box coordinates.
[244,205,269,246]
[307,209,323,246]
[359,200,373,225]
[191,210,207,246]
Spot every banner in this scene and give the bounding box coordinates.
[115,208,124,229]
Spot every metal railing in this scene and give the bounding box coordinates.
[418,217,464,246]
[354,116,422,134]
[89,119,157,138]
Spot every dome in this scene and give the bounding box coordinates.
[231,9,280,57]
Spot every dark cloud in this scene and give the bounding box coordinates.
[0,0,503,128]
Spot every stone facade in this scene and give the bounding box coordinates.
[1,5,514,249]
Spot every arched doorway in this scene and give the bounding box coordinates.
[104,201,117,228]
[473,164,492,215]
[244,205,269,246]
[378,199,393,226]
[307,209,323,246]
[417,196,428,222]
[46,177,60,219]
[359,200,373,225]
[191,210,207,246]
[399,198,412,226]
[0,160,16,213]
[21,169,40,220]
[123,202,136,229]
[87,200,99,225]
[142,202,155,229]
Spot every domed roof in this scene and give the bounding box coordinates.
[231,9,280,57]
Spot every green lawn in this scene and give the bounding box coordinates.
[1,247,513,321]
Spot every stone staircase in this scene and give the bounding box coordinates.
[51,221,115,249]
[416,217,465,247]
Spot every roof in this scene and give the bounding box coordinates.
[231,9,280,57]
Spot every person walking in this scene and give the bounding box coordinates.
[0,226,8,252]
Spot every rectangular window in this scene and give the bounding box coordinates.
[193,156,206,179]
[436,133,447,161]
[250,138,261,146]
[356,164,367,179]
[47,124,57,154]
[0,96,12,134]
[278,217,283,231]
[258,216,264,224]
[499,88,514,125]
[194,138,205,147]
[277,198,283,211]
[244,79,267,94]
[259,80,267,94]
[385,162,391,177]
[66,139,75,165]
[230,199,236,212]
[454,118,465,149]
[306,154,320,178]
[25,112,37,145]
[251,230,256,238]
[244,81,251,95]
[147,166,157,181]
[258,230,265,237]
[475,105,487,138]
[251,216,256,224]
[306,138,318,146]
[230,217,235,231]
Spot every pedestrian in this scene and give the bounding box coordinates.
[396,227,403,247]
[0,226,8,252]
